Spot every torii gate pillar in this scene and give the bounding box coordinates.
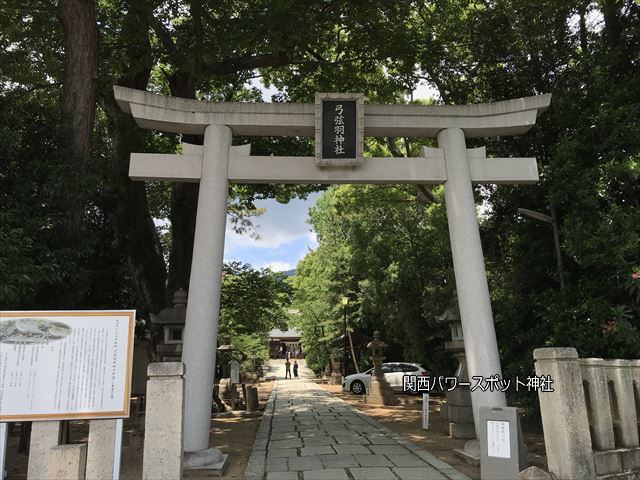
[181,125,231,466]
[438,128,507,429]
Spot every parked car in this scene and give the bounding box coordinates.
[342,362,430,395]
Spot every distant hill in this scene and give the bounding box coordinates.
[283,269,296,277]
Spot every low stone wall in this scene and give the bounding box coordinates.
[534,348,640,480]
[23,362,185,480]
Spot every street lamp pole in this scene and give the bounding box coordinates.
[341,297,349,377]
[518,207,566,290]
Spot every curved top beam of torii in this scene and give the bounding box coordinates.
[113,86,551,138]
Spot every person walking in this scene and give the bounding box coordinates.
[293,360,299,378]
[285,358,292,379]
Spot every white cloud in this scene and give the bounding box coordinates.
[225,194,320,250]
[258,260,295,272]
[308,231,318,250]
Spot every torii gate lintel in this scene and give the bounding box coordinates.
[128,144,538,186]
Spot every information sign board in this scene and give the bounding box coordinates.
[0,310,135,421]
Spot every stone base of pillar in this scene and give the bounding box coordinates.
[364,376,398,406]
[450,422,476,439]
[183,448,229,474]
[329,373,343,385]
[445,387,475,439]
[454,439,480,467]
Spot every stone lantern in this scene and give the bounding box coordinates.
[217,336,241,409]
[435,295,475,439]
[149,289,187,362]
[364,331,398,406]
[217,336,237,380]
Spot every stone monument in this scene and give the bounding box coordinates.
[435,297,475,439]
[229,359,240,384]
[364,331,398,406]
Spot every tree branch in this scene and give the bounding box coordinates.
[201,52,293,75]
[416,185,439,205]
[149,15,179,60]
[386,137,405,157]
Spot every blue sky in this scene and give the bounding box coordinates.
[223,192,321,272]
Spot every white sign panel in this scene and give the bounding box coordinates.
[487,420,511,458]
[422,393,430,430]
[0,310,135,421]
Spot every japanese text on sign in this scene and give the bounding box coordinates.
[487,420,511,458]
[333,104,345,155]
[321,100,356,159]
[402,374,554,393]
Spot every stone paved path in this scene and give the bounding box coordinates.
[244,360,471,480]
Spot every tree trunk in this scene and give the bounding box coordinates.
[600,0,628,76]
[167,183,199,298]
[166,72,201,301]
[99,0,167,314]
[57,0,98,236]
[112,114,168,314]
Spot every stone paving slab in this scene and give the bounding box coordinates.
[266,472,298,480]
[355,454,394,466]
[300,445,336,456]
[303,469,350,480]
[319,453,359,468]
[350,466,397,480]
[393,466,448,480]
[243,359,472,480]
[267,448,297,458]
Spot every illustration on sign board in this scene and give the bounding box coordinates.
[0,318,72,344]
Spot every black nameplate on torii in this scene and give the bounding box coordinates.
[322,100,357,159]
[315,93,364,167]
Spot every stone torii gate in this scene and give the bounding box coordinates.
[114,86,550,468]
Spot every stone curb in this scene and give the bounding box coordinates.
[244,380,279,480]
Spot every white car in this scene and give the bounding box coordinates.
[342,362,430,395]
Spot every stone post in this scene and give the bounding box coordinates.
[143,362,185,480]
[604,359,639,448]
[579,359,616,451]
[438,127,507,434]
[330,353,343,385]
[631,359,640,420]
[27,420,61,480]
[181,124,231,465]
[533,348,596,479]
[246,386,258,412]
[46,444,87,480]
[86,419,118,479]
